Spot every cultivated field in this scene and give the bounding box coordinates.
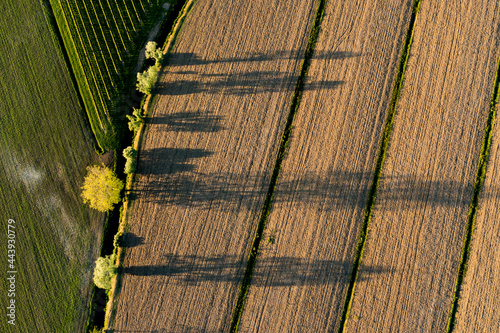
[345,0,500,331]
[0,1,105,332]
[50,0,166,150]
[454,65,500,332]
[237,0,413,331]
[111,0,317,331]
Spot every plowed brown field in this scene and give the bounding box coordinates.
[111,0,317,331]
[346,1,500,332]
[454,74,500,332]
[237,1,413,332]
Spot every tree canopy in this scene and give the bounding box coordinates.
[81,165,123,212]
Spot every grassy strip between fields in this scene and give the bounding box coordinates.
[102,0,196,330]
[228,0,327,331]
[337,0,422,331]
[446,57,500,332]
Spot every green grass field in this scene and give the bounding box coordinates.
[0,1,105,331]
[50,0,167,151]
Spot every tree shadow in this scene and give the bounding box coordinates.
[122,233,144,248]
[151,111,225,133]
[166,50,361,67]
[122,253,390,287]
[133,168,495,210]
[154,49,358,96]
[156,71,344,96]
[106,328,217,333]
[137,148,213,175]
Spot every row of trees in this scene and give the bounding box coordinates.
[136,42,163,94]
[84,43,163,292]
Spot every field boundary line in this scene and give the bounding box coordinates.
[228,0,328,331]
[337,0,422,331]
[102,0,197,329]
[446,56,500,332]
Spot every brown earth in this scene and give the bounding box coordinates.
[345,1,500,332]
[111,0,317,331]
[454,55,500,333]
[237,1,414,332]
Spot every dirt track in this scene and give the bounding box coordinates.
[111,0,316,331]
[237,1,413,331]
[346,1,500,331]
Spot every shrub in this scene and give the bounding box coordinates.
[113,231,124,249]
[93,254,117,290]
[126,108,143,132]
[81,165,124,212]
[145,41,163,66]
[136,65,159,95]
[123,146,138,174]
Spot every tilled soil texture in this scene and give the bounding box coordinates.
[111,0,317,331]
[346,1,500,332]
[237,1,413,332]
[454,70,500,332]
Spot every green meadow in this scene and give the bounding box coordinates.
[0,1,104,331]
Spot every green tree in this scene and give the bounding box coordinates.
[126,107,143,132]
[136,65,159,95]
[145,41,163,65]
[81,165,123,212]
[123,146,138,174]
[93,254,117,290]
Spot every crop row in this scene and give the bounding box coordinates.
[50,0,164,150]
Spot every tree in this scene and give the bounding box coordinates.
[123,146,138,174]
[126,107,143,132]
[136,65,159,95]
[81,165,123,212]
[145,41,163,65]
[93,254,117,290]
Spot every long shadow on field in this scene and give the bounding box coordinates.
[106,327,216,333]
[122,254,390,286]
[155,50,358,96]
[133,169,493,210]
[137,148,213,175]
[166,50,361,67]
[121,233,144,248]
[152,111,225,132]
[156,71,344,96]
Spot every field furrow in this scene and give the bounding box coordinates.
[345,0,500,331]
[105,0,134,48]
[453,59,500,332]
[111,0,318,331]
[236,1,413,332]
[95,0,125,64]
[59,0,109,119]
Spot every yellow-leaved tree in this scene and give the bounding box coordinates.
[81,165,123,212]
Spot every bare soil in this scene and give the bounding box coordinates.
[453,9,500,328]
[454,125,500,333]
[346,1,500,331]
[111,0,317,331]
[237,1,413,332]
